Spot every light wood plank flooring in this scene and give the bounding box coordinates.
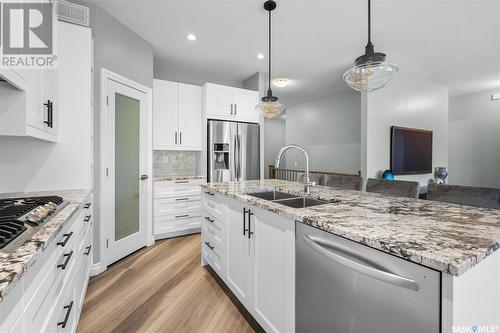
[77,234,255,333]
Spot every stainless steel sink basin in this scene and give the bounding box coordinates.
[247,191,298,201]
[273,197,331,208]
[247,190,337,208]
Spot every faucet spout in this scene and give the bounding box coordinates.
[274,144,315,193]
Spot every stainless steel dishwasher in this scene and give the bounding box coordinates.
[296,222,441,333]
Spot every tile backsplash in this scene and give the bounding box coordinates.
[153,151,199,177]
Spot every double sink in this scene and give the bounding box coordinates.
[247,190,336,208]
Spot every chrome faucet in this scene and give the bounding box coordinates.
[275,144,315,194]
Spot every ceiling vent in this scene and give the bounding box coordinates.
[56,0,90,27]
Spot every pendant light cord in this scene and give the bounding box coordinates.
[268,7,272,96]
[368,0,371,43]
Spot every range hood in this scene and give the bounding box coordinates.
[0,68,28,91]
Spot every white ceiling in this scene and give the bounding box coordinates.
[88,0,500,106]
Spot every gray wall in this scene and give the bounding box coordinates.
[76,0,154,265]
[361,71,449,185]
[264,117,286,177]
[285,89,361,174]
[449,90,500,188]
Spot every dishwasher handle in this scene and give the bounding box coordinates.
[303,235,420,292]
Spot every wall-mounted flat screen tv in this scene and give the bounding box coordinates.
[390,126,433,175]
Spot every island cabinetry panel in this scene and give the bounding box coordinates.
[201,193,295,333]
[154,179,203,239]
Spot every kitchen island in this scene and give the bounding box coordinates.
[200,180,500,333]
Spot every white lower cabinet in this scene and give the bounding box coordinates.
[154,179,204,239]
[201,193,295,333]
[0,195,93,333]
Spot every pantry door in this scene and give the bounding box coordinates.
[102,71,152,266]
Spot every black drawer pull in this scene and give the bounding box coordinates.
[175,180,189,184]
[57,232,73,247]
[84,245,92,255]
[204,241,214,250]
[175,198,189,201]
[204,191,215,196]
[84,203,92,209]
[248,210,254,239]
[57,301,74,328]
[205,216,215,223]
[58,251,73,270]
[175,214,189,219]
[84,215,92,222]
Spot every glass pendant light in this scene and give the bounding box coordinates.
[255,0,285,118]
[343,0,398,92]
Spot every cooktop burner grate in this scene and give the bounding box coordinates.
[0,220,27,249]
[22,196,63,206]
[0,203,38,221]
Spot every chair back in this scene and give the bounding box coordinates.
[325,174,363,191]
[366,178,420,199]
[427,184,500,210]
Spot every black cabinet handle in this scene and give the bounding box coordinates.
[175,214,189,219]
[57,301,74,328]
[248,210,254,239]
[175,180,189,184]
[205,216,215,223]
[57,232,73,247]
[243,208,249,236]
[175,197,189,201]
[43,100,53,128]
[57,251,73,270]
[204,191,215,196]
[84,203,92,209]
[204,241,214,250]
[84,215,92,222]
[84,245,92,255]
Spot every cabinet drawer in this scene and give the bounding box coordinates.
[45,267,77,333]
[202,233,225,278]
[202,192,226,221]
[202,213,224,249]
[154,196,201,217]
[155,214,201,235]
[154,181,202,199]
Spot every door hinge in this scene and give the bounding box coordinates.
[106,96,109,106]
[106,239,109,248]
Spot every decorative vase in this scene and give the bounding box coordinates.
[434,167,448,184]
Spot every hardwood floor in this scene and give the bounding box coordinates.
[77,234,256,333]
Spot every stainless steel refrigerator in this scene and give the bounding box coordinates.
[207,120,260,182]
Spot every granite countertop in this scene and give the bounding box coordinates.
[201,180,500,276]
[0,189,91,301]
[154,175,206,182]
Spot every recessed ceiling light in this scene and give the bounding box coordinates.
[186,34,196,41]
[272,78,290,88]
[257,53,265,60]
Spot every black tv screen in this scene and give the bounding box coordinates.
[391,126,433,175]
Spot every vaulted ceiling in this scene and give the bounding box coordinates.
[88,0,500,106]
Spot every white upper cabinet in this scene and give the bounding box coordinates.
[0,2,58,142]
[153,79,202,151]
[204,83,259,123]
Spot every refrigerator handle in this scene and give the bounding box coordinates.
[237,134,242,179]
[233,134,239,180]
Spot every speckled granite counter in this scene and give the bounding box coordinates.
[0,189,91,301]
[201,180,500,276]
[154,175,206,182]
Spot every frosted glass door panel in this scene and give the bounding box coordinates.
[115,93,140,241]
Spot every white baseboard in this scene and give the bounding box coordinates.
[90,262,106,276]
[154,228,201,241]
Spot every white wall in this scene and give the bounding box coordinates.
[361,71,449,185]
[0,23,92,193]
[449,90,500,188]
[285,89,361,174]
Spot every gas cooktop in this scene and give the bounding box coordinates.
[0,195,67,252]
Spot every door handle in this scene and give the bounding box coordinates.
[140,174,149,180]
[180,131,182,145]
[175,131,178,144]
[302,235,420,292]
[242,208,249,236]
[234,103,237,115]
[43,100,53,128]
[230,103,233,115]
